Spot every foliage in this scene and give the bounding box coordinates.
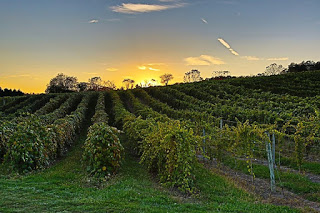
[3,115,55,172]
[140,120,199,193]
[83,123,123,176]
[0,87,24,97]
[263,63,287,76]
[183,69,202,83]
[46,73,78,93]
[160,73,173,86]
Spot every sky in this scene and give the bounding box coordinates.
[0,0,320,93]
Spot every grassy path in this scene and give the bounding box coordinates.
[0,132,298,212]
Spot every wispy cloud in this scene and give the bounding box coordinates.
[267,57,289,61]
[201,18,208,24]
[110,3,186,14]
[218,38,239,56]
[242,56,260,61]
[229,48,239,56]
[138,65,161,71]
[88,19,99,23]
[138,66,147,70]
[148,67,160,71]
[184,55,225,66]
[106,68,118,72]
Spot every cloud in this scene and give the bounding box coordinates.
[148,67,160,71]
[229,48,239,56]
[88,19,99,23]
[138,65,161,71]
[267,57,289,61]
[110,3,186,14]
[106,68,118,72]
[201,18,208,24]
[242,56,261,61]
[138,66,147,70]
[218,38,240,56]
[184,55,225,66]
[218,38,231,49]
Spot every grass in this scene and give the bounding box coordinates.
[223,156,320,203]
[277,156,320,175]
[0,133,298,213]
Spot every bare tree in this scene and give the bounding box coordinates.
[183,70,202,83]
[122,79,135,90]
[88,77,103,90]
[160,74,173,86]
[264,63,287,76]
[103,80,116,90]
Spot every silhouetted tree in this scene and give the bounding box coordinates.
[103,80,117,90]
[46,73,78,93]
[160,74,173,86]
[184,70,202,83]
[288,60,320,73]
[264,63,287,76]
[0,87,24,97]
[77,82,89,92]
[122,79,135,90]
[212,70,230,78]
[88,77,103,91]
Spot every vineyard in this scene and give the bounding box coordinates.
[1,71,320,212]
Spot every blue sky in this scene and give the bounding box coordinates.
[0,0,320,92]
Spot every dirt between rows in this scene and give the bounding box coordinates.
[203,160,320,212]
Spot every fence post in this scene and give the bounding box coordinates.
[272,132,276,168]
[266,133,276,192]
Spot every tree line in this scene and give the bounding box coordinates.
[45,59,320,93]
[0,87,24,97]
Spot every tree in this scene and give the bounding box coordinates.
[160,74,173,86]
[88,77,103,91]
[212,70,230,78]
[77,82,89,92]
[46,73,78,93]
[103,80,116,90]
[183,70,202,83]
[122,79,135,90]
[264,63,287,76]
[0,87,24,97]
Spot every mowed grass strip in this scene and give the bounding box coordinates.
[223,156,320,203]
[0,134,297,212]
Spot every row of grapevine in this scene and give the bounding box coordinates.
[227,70,320,97]
[110,90,200,193]
[83,92,123,177]
[0,93,94,172]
